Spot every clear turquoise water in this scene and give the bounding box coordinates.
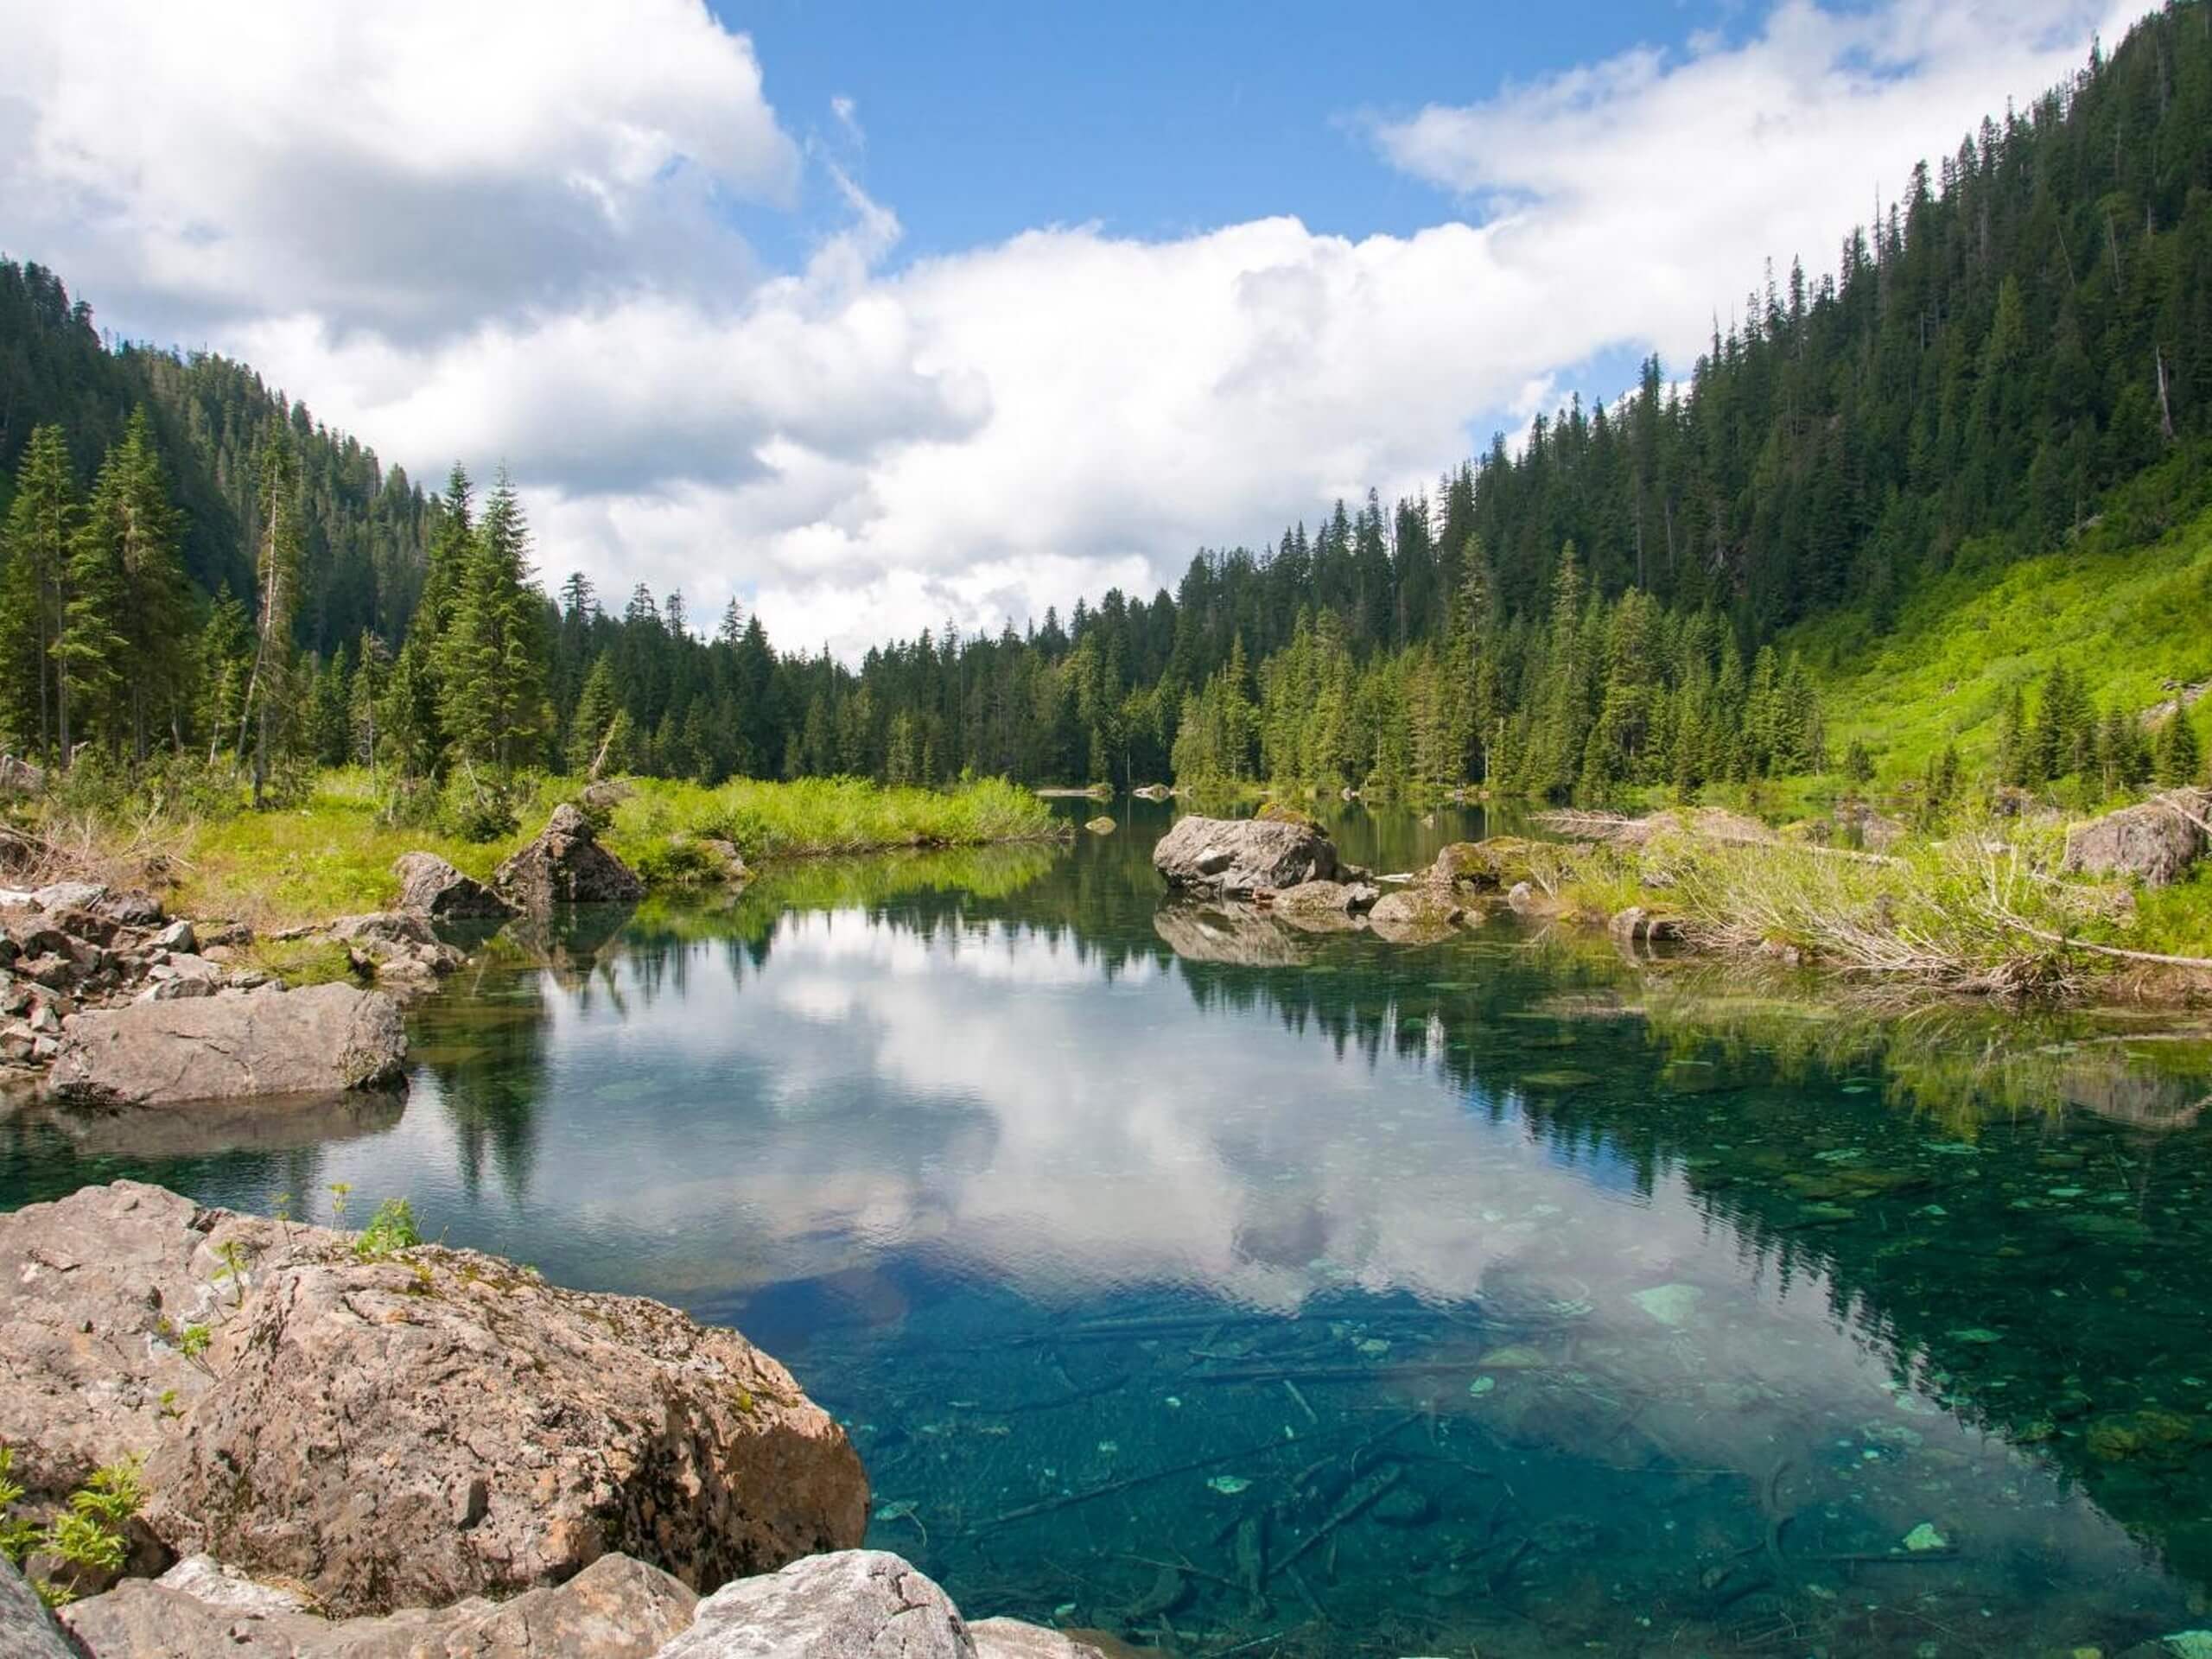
[7,803,2212,1656]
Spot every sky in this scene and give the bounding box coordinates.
[0,0,2152,658]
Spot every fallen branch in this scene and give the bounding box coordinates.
[979,1431,1321,1529]
[1997,917,2212,971]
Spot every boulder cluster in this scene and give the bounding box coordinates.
[0,1183,1109,1659]
[0,883,277,1072]
[0,804,658,1099]
[1151,815,1540,954]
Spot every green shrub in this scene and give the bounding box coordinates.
[354,1197,422,1261]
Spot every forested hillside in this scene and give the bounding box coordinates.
[2,1,2209,810]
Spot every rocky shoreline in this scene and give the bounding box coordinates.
[0,1181,1123,1658]
[0,804,650,1103]
[1149,804,2212,997]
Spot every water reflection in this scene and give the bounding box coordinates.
[3,813,2210,1654]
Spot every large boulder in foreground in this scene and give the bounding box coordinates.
[495,803,646,910]
[393,851,514,921]
[0,1182,868,1618]
[659,1551,1112,1659]
[1151,814,1338,898]
[2063,788,2210,887]
[60,1550,1109,1659]
[61,1552,697,1658]
[48,982,406,1105]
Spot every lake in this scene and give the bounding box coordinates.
[8,801,2212,1657]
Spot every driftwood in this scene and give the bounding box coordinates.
[1276,1467,1404,1573]
[980,1430,1320,1529]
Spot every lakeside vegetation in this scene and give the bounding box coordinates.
[22,768,1055,931]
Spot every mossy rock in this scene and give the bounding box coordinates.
[1432,836,1540,888]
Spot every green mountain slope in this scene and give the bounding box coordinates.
[1802,451,2212,777]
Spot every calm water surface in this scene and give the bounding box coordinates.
[8,802,2212,1657]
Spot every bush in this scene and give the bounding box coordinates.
[354,1197,422,1261]
[438,771,522,842]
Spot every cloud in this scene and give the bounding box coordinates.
[1370,0,2142,368]
[0,0,798,340]
[0,0,2151,658]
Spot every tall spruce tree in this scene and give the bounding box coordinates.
[435,469,547,773]
[0,426,79,757]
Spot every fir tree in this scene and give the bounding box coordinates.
[435,470,548,773]
[0,426,79,757]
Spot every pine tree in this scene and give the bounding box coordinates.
[194,585,253,764]
[568,654,620,776]
[348,631,389,777]
[2154,705,2202,786]
[0,426,79,757]
[435,470,547,773]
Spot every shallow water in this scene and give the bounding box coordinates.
[8,802,2212,1656]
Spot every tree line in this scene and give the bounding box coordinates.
[1,4,2209,809]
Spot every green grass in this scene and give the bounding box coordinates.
[161,769,1058,928]
[1795,472,2212,782]
[601,773,1055,863]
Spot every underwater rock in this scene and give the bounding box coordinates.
[1372,1486,1433,1527]
[1902,1522,1951,1552]
[1631,1283,1703,1327]
[1084,816,1117,835]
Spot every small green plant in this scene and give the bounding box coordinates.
[212,1239,252,1306]
[156,1388,182,1421]
[353,1197,422,1262]
[327,1181,353,1224]
[0,1446,41,1566]
[177,1323,212,1365]
[273,1192,294,1242]
[0,1452,147,1608]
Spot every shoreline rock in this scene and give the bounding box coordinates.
[0,1181,868,1617]
[48,982,407,1106]
[57,1548,1118,1658]
[1151,815,1339,898]
[394,851,515,921]
[495,804,646,910]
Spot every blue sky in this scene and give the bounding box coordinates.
[0,0,2137,655]
[732,1,1745,263]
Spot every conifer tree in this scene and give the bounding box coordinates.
[2155,705,2202,786]
[0,426,79,757]
[568,654,619,775]
[435,469,547,773]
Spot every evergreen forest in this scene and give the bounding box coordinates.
[4,2,2211,815]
